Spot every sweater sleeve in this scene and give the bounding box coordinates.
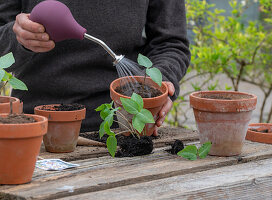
[143,0,191,100]
[0,1,35,72]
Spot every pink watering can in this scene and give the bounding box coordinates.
[30,0,123,64]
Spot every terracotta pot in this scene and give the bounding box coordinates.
[0,114,48,185]
[110,76,168,136]
[246,123,272,144]
[34,105,86,153]
[190,91,257,156]
[0,96,23,114]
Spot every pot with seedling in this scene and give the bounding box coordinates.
[0,52,48,185]
[0,52,27,114]
[110,54,168,136]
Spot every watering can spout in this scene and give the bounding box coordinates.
[30,0,87,42]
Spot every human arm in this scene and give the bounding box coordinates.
[143,0,190,101]
[143,0,190,135]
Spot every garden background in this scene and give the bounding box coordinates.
[166,0,272,129]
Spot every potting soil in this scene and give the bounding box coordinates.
[115,82,162,98]
[40,103,85,111]
[0,114,36,124]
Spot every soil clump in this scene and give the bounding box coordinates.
[80,132,154,157]
[115,82,162,98]
[250,128,271,133]
[0,114,36,124]
[166,140,184,154]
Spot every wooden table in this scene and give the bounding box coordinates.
[1,127,272,200]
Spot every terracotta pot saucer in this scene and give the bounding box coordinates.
[246,123,272,144]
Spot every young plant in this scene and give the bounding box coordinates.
[137,53,162,87]
[0,52,28,94]
[177,142,212,160]
[95,93,155,157]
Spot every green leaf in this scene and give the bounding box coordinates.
[132,115,145,133]
[107,136,117,158]
[177,145,198,161]
[99,121,106,138]
[100,107,111,120]
[120,97,140,114]
[0,52,15,69]
[137,109,155,124]
[0,69,5,81]
[95,104,106,112]
[104,121,115,136]
[198,142,212,159]
[131,93,144,109]
[146,67,162,87]
[9,76,28,90]
[137,53,153,68]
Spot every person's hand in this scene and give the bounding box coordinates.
[153,81,175,136]
[13,13,55,52]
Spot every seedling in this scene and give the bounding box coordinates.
[0,52,28,94]
[95,93,155,157]
[177,142,212,160]
[137,53,162,87]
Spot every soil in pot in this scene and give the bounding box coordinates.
[201,95,232,100]
[166,140,184,155]
[249,128,271,133]
[39,103,85,111]
[0,114,35,124]
[115,82,162,98]
[80,132,154,157]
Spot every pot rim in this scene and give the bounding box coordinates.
[34,104,86,122]
[0,96,20,104]
[110,76,169,108]
[246,123,272,144]
[0,113,48,138]
[190,90,257,112]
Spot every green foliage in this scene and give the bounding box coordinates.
[177,142,212,160]
[137,54,162,87]
[0,52,28,94]
[166,0,272,126]
[95,93,155,157]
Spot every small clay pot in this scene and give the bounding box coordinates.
[0,114,48,185]
[34,104,86,153]
[0,96,23,114]
[246,123,272,144]
[190,91,257,156]
[110,76,168,136]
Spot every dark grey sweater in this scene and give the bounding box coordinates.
[0,0,190,132]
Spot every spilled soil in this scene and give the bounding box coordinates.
[0,114,36,124]
[166,140,184,154]
[80,132,154,157]
[115,82,162,98]
[40,103,85,111]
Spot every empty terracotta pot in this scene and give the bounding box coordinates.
[0,114,48,185]
[0,96,23,114]
[110,76,168,136]
[246,123,272,144]
[34,104,86,153]
[190,91,257,156]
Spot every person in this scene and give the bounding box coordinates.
[0,0,190,135]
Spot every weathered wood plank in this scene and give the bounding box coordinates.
[39,127,199,161]
[1,141,272,200]
[62,158,272,200]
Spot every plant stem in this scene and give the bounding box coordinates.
[0,81,8,95]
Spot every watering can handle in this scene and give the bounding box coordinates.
[30,0,87,42]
